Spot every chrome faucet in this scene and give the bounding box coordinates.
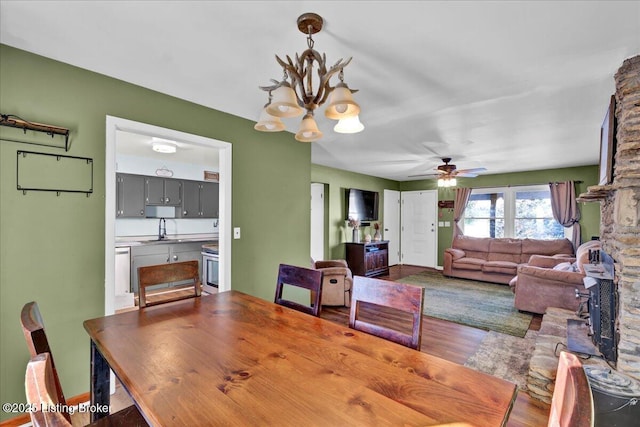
[158,217,167,240]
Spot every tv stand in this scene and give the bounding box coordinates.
[345,241,389,278]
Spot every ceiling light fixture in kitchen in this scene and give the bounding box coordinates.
[151,138,177,154]
[255,13,363,142]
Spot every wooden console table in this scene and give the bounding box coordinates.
[346,241,389,277]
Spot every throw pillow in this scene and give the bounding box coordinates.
[553,262,574,272]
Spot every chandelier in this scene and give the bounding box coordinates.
[254,13,364,142]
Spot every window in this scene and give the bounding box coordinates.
[463,185,567,239]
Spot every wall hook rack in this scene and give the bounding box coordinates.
[0,113,70,151]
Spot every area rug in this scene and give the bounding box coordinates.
[396,271,532,337]
[464,330,538,390]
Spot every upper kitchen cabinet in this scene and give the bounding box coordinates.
[182,180,219,218]
[201,182,219,218]
[145,176,182,206]
[116,173,145,217]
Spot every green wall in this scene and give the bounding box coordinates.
[0,44,310,419]
[311,165,400,260]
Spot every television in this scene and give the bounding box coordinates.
[598,95,616,185]
[345,188,379,222]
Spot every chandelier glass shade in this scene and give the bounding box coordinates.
[255,13,363,141]
[334,115,365,134]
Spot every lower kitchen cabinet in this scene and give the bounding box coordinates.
[130,242,207,293]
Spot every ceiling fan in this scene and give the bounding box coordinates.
[409,157,487,180]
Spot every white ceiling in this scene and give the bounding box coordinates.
[1,1,638,181]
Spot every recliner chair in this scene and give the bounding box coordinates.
[313,260,353,307]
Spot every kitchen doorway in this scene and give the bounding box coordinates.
[104,116,232,315]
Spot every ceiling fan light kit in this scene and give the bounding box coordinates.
[255,13,363,141]
[438,177,457,187]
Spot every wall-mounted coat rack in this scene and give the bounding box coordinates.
[0,113,70,151]
[17,150,93,196]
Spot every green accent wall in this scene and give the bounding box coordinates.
[0,44,310,419]
[311,165,400,260]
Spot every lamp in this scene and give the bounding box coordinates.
[257,13,363,140]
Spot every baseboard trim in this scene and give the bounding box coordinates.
[0,392,90,427]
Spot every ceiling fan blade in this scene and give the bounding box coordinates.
[454,172,480,178]
[455,167,487,174]
[408,173,441,178]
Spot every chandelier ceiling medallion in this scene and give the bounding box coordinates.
[255,13,364,142]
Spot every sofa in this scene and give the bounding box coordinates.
[510,240,601,314]
[443,236,574,285]
[313,260,353,307]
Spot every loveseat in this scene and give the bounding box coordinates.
[510,240,601,314]
[443,236,574,285]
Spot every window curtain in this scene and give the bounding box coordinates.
[453,187,472,239]
[549,181,581,251]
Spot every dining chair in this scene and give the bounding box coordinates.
[20,302,147,426]
[349,276,425,350]
[547,351,594,427]
[138,260,201,308]
[20,301,70,423]
[274,263,324,316]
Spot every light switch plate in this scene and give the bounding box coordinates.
[444,221,451,227]
[234,227,241,239]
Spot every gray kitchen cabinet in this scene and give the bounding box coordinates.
[145,176,182,206]
[130,242,204,293]
[181,180,219,218]
[201,182,219,218]
[116,173,145,217]
[181,180,201,218]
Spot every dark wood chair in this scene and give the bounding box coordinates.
[274,263,324,316]
[138,260,201,308]
[349,276,425,350]
[548,351,594,427]
[20,302,147,426]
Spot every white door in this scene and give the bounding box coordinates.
[310,183,325,263]
[401,190,438,268]
[383,189,401,265]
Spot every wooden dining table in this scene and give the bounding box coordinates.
[84,291,517,426]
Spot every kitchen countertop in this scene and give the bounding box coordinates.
[116,234,218,247]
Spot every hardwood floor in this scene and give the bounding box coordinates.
[321,265,550,427]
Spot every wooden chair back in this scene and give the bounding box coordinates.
[25,352,73,427]
[548,351,594,427]
[138,260,201,308]
[20,301,70,423]
[274,264,324,316]
[349,276,425,350]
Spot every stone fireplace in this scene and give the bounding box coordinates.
[599,55,640,381]
[527,55,639,403]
